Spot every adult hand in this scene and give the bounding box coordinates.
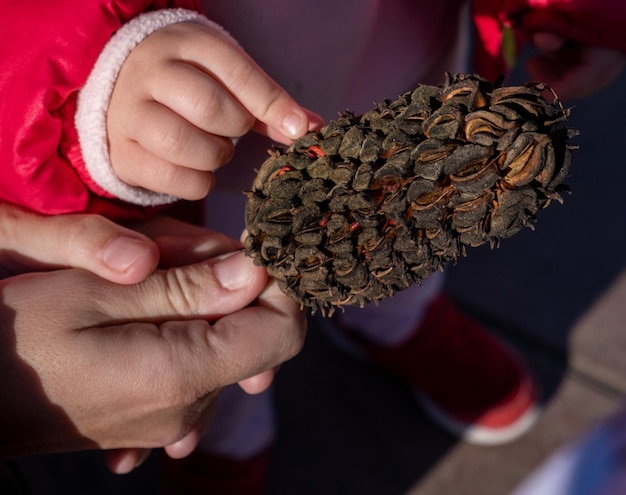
[0,203,159,284]
[107,21,323,200]
[0,206,306,468]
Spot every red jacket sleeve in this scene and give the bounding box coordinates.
[0,0,201,219]
[472,0,626,81]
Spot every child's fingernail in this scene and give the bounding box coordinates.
[282,111,305,138]
[103,236,151,273]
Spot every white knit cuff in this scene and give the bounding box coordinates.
[76,9,235,206]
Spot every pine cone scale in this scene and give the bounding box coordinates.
[245,73,577,316]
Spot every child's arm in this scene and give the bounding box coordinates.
[0,1,200,218]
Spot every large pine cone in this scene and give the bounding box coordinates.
[245,73,578,316]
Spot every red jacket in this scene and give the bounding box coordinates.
[1,0,624,221]
[473,0,626,79]
[0,0,200,220]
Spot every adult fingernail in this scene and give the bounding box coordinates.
[103,236,152,273]
[212,251,256,291]
[282,111,305,138]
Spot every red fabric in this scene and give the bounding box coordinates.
[338,294,537,429]
[472,0,626,80]
[0,0,201,220]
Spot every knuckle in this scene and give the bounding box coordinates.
[159,122,194,159]
[255,86,285,123]
[65,215,110,255]
[225,60,285,123]
[237,112,256,136]
[175,171,214,200]
[198,137,234,171]
[163,267,204,315]
[193,82,224,124]
[208,92,254,135]
[210,138,235,167]
[225,59,256,94]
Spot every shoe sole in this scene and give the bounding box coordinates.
[316,315,542,446]
[414,388,542,446]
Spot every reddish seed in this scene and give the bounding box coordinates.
[349,221,360,232]
[319,212,331,227]
[307,145,326,158]
[278,166,294,176]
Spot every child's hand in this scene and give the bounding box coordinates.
[526,32,626,101]
[107,21,323,200]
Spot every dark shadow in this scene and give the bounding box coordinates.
[11,451,161,495]
[0,264,160,494]
[269,320,459,495]
[0,275,96,493]
[0,283,104,456]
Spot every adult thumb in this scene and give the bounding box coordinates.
[0,204,158,284]
[79,250,269,325]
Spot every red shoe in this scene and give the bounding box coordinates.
[327,294,540,445]
[160,448,270,495]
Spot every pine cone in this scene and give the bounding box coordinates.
[244,73,578,316]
